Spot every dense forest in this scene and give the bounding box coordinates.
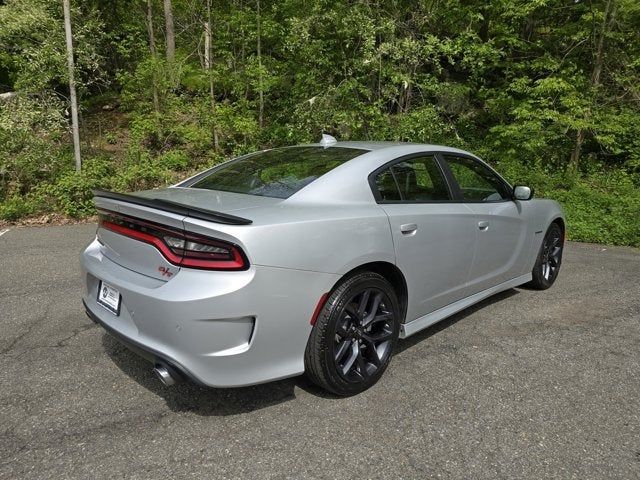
[0,0,638,245]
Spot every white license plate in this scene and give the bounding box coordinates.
[97,281,121,315]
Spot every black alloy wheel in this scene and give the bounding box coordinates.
[529,222,564,290]
[333,287,395,383]
[305,272,400,396]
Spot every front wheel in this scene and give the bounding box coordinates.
[528,222,564,290]
[304,272,400,396]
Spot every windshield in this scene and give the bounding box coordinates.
[188,147,366,199]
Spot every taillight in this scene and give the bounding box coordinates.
[98,210,248,271]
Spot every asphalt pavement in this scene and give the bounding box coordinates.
[0,224,639,479]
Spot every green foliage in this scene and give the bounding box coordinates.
[555,177,640,246]
[0,0,107,93]
[36,157,116,217]
[0,0,639,246]
[494,159,640,246]
[0,94,70,198]
[0,195,36,221]
[19,155,182,219]
[104,132,117,145]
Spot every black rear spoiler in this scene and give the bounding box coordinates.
[93,189,253,225]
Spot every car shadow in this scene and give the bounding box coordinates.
[395,288,520,355]
[101,288,520,411]
[102,333,303,416]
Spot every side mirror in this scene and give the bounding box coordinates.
[513,185,533,201]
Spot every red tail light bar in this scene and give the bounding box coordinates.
[98,210,249,271]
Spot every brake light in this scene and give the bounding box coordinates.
[98,210,248,270]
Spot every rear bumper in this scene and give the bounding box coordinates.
[81,238,339,387]
[83,299,203,385]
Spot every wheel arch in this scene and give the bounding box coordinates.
[331,261,408,323]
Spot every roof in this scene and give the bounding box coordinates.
[304,140,473,156]
[302,140,413,151]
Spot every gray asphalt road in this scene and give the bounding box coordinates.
[0,224,639,479]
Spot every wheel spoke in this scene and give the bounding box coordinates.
[363,329,392,344]
[340,342,359,376]
[362,339,382,366]
[355,350,370,379]
[334,339,351,362]
[368,312,393,327]
[543,241,562,278]
[357,290,371,318]
[362,292,383,327]
[335,317,351,338]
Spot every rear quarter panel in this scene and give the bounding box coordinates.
[182,203,396,275]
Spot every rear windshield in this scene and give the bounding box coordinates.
[189,146,366,199]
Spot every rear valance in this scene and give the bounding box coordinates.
[93,189,253,225]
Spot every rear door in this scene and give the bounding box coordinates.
[440,154,528,294]
[374,153,477,322]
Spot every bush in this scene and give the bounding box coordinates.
[0,195,35,221]
[109,158,176,193]
[34,157,116,218]
[496,158,640,247]
[550,171,640,246]
[0,94,69,199]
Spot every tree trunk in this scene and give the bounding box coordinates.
[63,0,82,172]
[256,0,264,129]
[163,0,175,62]
[206,0,219,150]
[146,0,160,112]
[204,22,211,70]
[569,0,617,170]
[479,5,490,42]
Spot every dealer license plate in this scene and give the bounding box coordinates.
[97,281,121,315]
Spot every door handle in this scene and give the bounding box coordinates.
[478,221,490,231]
[400,223,418,235]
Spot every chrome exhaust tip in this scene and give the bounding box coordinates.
[153,365,176,386]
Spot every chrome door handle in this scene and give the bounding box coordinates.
[478,221,490,231]
[400,223,418,235]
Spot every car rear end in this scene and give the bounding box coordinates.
[81,193,340,387]
[81,145,384,387]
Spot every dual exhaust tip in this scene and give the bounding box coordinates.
[153,364,181,387]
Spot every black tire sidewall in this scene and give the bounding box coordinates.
[531,223,563,289]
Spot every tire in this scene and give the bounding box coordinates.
[528,222,564,290]
[304,272,400,396]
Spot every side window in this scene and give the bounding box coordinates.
[375,169,402,201]
[444,155,511,202]
[374,155,451,202]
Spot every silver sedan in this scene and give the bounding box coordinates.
[81,137,565,395]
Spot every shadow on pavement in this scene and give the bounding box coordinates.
[101,288,520,411]
[102,333,303,416]
[395,288,519,355]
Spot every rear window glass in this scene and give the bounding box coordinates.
[189,147,366,198]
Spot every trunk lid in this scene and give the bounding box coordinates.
[94,188,272,280]
[95,195,187,281]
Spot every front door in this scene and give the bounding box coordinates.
[441,154,528,294]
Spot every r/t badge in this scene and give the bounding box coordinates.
[158,266,174,278]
